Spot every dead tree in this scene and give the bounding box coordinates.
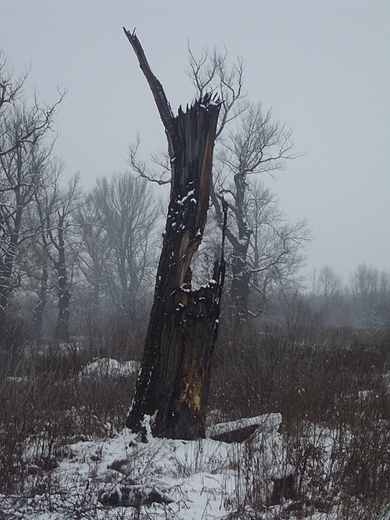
[123,29,225,439]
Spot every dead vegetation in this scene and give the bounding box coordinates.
[1,319,390,518]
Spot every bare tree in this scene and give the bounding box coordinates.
[317,266,342,300]
[128,44,246,187]
[275,285,311,345]
[312,266,344,327]
[0,52,64,159]
[0,116,53,317]
[35,168,81,341]
[0,52,26,115]
[377,270,390,328]
[74,193,111,322]
[27,235,50,339]
[245,182,310,316]
[350,264,381,327]
[123,35,310,436]
[0,52,63,322]
[187,44,247,139]
[188,49,309,325]
[123,29,225,439]
[212,104,305,323]
[131,45,309,325]
[92,171,160,319]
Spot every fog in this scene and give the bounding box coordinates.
[1,0,390,281]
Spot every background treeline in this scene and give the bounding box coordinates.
[0,52,160,351]
[1,49,390,359]
[2,48,390,519]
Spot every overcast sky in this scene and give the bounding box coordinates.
[1,0,389,283]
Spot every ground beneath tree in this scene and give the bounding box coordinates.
[1,411,379,519]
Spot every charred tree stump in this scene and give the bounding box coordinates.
[124,29,225,439]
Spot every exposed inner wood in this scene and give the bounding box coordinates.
[124,29,225,439]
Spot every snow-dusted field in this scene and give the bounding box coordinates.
[2,411,387,519]
[0,414,289,519]
[2,349,390,519]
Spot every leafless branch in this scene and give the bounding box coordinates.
[123,28,179,155]
[128,136,170,186]
[187,43,247,138]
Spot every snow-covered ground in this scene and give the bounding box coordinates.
[0,414,287,519]
[2,355,390,519]
[2,412,381,520]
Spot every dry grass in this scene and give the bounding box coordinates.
[0,336,137,495]
[1,319,390,517]
[209,322,390,516]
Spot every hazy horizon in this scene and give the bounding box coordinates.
[2,0,389,283]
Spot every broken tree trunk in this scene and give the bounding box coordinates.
[124,28,225,439]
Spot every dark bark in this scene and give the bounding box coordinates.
[0,171,24,317]
[91,279,100,320]
[32,260,48,338]
[0,90,61,314]
[230,248,251,326]
[210,171,252,326]
[124,29,225,439]
[54,213,70,342]
[226,172,252,325]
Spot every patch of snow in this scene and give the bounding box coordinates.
[81,358,139,379]
[176,189,195,206]
[206,413,282,439]
[5,376,28,383]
